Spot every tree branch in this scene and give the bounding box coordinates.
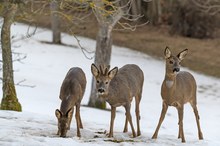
[15,79,36,88]
[191,0,220,15]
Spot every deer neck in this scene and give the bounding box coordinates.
[60,95,77,114]
[98,93,108,100]
[164,72,177,89]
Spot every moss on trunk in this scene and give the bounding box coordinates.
[1,82,22,111]
[95,99,106,109]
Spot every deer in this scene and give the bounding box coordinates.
[55,67,86,138]
[152,47,203,143]
[91,63,144,138]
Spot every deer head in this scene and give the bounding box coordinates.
[91,63,118,96]
[164,47,188,74]
[55,108,73,137]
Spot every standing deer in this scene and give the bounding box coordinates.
[91,64,144,138]
[55,67,86,137]
[152,47,203,142]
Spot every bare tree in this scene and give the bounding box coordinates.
[0,1,22,111]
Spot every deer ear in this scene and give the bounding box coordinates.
[177,49,188,61]
[164,46,171,59]
[55,109,62,119]
[66,108,73,118]
[108,67,118,79]
[91,63,99,77]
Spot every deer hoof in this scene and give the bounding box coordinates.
[137,131,141,136]
[152,134,158,139]
[181,138,186,143]
[123,129,128,133]
[199,132,204,140]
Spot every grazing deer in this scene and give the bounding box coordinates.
[152,47,203,142]
[55,67,86,137]
[91,64,144,138]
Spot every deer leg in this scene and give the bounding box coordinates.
[152,101,168,139]
[178,124,181,139]
[178,106,181,139]
[125,104,136,137]
[191,104,203,140]
[109,106,116,138]
[68,107,74,130]
[123,115,128,133]
[75,104,81,137]
[77,104,83,129]
[177,106,185,143]
[79,113,83,129]
[135,95,141,136]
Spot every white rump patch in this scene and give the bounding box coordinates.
[166,80,174,88]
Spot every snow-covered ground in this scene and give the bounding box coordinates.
[0,23,220,146]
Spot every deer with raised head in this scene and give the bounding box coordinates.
[91,64,144,138]
[152,47,203,142]
[55,67,86,137]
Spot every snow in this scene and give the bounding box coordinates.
[0,23,220,146]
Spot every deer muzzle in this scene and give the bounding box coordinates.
[98,88,105,94]
[173,68,180,73]
[60,132,67,138]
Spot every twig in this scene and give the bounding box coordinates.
[73,35,94,60]
[12,51,27,64]
[15,79,36,88]
[12,23,37,43]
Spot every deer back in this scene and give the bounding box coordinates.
[59,67,86,114]
[112,65,143,105]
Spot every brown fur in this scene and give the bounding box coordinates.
[152,47,203,142]
[91,64,144,138]
[55,67,86,137]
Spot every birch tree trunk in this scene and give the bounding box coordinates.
[1,3,22,111]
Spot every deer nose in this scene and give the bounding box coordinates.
[98,88,105,93]
[173,68,180,72]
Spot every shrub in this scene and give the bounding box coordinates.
[170,0,216,38]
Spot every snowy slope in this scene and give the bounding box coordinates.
[0,23,220,146]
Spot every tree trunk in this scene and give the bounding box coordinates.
[146,0,161,25]
[88,25,112,109]
[1,3,22,111]
[88,0,122,109]
[131,0,142,17]
[50,0,61,44]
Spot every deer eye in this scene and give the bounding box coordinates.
[105,81,108,84]
[96,80,100,83]
[169,60,174,64]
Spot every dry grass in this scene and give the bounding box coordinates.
[77,18,220,78]
[17,9,220,78]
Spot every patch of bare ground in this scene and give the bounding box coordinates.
[19,13,220,78]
